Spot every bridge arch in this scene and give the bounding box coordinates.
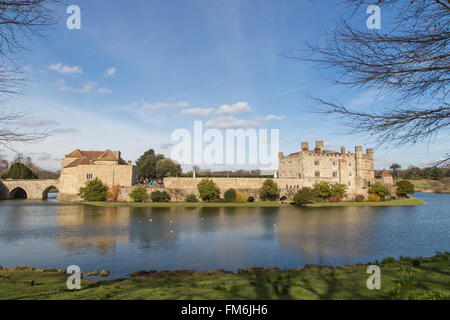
[42,185,59,200]
[9,187,28,199]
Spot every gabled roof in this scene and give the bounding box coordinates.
[63,149,125,168]
[381,169,393,178]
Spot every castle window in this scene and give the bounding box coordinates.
[315,160,320,166]
[333,171,338,178]
[315,171,320,177]
[86,173,93,180]
[298,174,301,178]
[348,182,352,186]
[349,162,352,167]
[332,161,337,166]
[349,172,352,177]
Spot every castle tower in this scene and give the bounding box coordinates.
[315,140,324,153]
[301,142,309,152]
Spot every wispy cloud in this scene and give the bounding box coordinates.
[205,116,260,129]
[49,63,83,75]
[58,81,111,94]
[105,67,116,76]
[142,101,189,110]
[181,108,214,117]
[217,102,251,115]
[264,114,285,121]
[18,117,60,127]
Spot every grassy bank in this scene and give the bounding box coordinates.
[84,201,283,208]
[0,253,448,300]
[405,178,450,194]
[307,197,425,207]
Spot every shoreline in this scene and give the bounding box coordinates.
[1,252,448,300]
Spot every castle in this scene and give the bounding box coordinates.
[57,149,138,201]
[277,140,381,196]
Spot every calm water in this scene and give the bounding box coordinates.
[0,192,449,279]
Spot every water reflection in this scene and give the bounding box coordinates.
[0,192,448,278]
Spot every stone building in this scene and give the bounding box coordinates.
[278,140,379,196]
[57,149,137,201]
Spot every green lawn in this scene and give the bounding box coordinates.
[1,253,448,300]
[307,197,425,207]
[84,201,283,208]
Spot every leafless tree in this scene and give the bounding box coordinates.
[0,1,60,149]
[286,0,449,165]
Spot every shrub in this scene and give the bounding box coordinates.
[197,178,221,201]
[259,179,280,201]
[247,196,255,203]
[368,182,390,200]
[355,194,366,202]
[129,186,147,202]
[234,191,248,203]
[328,194,342,202]
[107,185,121,202]
[367,194,381,202]
[78,178,109,202]
[396,180,415,197]
[331,183,347,198]
[5,162,38,179]
[224,188,237,202]
[151,190,171,202]
[294,187,316,205]
[313,182,333,199]
[185,194,198,202]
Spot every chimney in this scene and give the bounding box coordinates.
[341,146,346,156]
[315,140,324,152]
[301,142,309,151]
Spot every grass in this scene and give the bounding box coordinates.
[1,253,449,300]
[84,201,284,208]
[403,178,450,194]
[307,197,425,207]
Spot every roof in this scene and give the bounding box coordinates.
[381,169,393,178]
[63,149,126,168]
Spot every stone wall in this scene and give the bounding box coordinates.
[0,179,59,200]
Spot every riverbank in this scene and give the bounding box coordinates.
[84,201,284,207]
[307,197,425,207]
[405,178,450,194]
[0,253,448,300]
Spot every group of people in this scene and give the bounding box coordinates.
[137,178,164,187]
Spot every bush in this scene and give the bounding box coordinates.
[331,183,347,198]
[368,182,390,200]
[368,194,381,202]
[396,180,415,197]
[224,188,237,202]
[313,182,333,199]
[259,179,280,201]
[355,194,366,202]
[185,194,198,202]
[5,162,38,179]
[247,196,255,203]
[328,194,342,202]
[129,186,147,202]
[294,187,316,205]
[234,191,248,203]
[151,190,171,202]
[107,185,121,202]
[197,178,221,201]
[78,178,109,202]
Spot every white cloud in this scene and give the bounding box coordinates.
[181,108,214,117]
[141,101,190,110]
[264,114,285,121]
[51,128,79,134]
[19,117,60,127]
[97,87,113,94]
[217,102,251,115]
[204,116,260,129]
[22,65,32,73]
[49,63,83,75]
[57,81,111,94]
[105,67,116,76]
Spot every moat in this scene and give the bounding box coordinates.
[0,192,448,279]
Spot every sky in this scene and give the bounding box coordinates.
[2,0,448,171]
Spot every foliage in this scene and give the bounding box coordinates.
[294,187,316,205]
[107,185,121,202]
[151,190,171,203]
[4,162,37,179]
[224,188,237,203]
[197,178,221,201]
[185,194,198,203]
[328,194,342,203]
[247,196,255,203]
[135,149,165,178]
[129,186,147,202]
[354,194,365,202]
[312,182,332,199]
[78,178,109,202]
[396,180,415,197]
[390,163,401,178]
[368,182,389,200]
[331,183,347,198]
[367,194,381,202]
[259,179,280,201]
[429,167,444,180]
[155,158,182,178]
[234,191,248,203]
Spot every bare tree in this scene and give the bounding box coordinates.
[286,0,449,165]
[0,1,59,149]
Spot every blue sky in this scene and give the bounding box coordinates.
[3,0,448,171]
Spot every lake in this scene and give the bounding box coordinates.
[0,192,448,279]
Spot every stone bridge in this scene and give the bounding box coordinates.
[0,179,60,200]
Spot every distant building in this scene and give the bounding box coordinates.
[58,149,137,201]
